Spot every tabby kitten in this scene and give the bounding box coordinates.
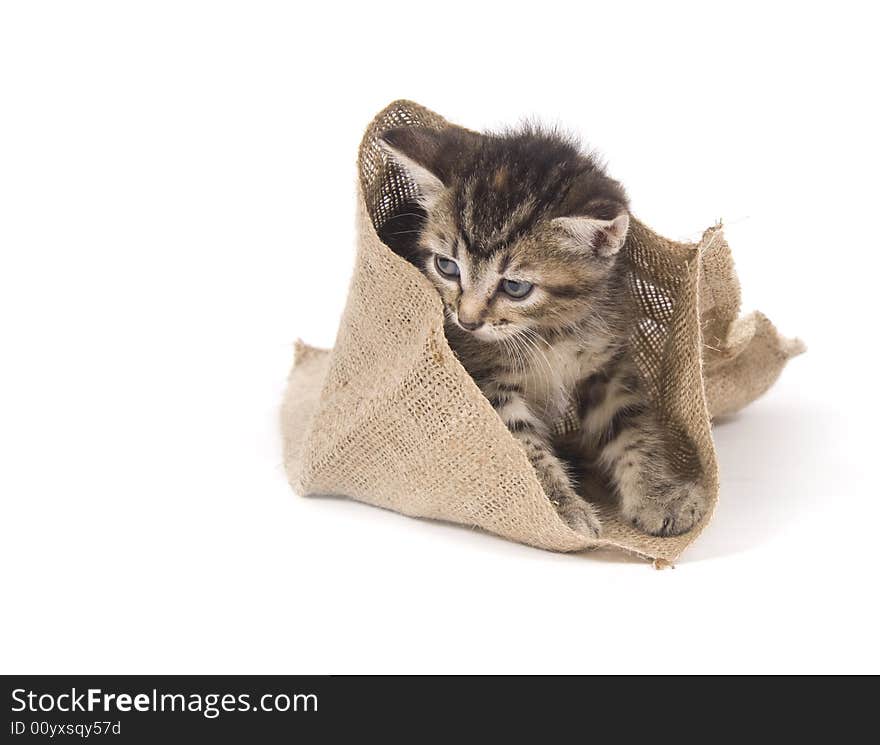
[379,125,707,537]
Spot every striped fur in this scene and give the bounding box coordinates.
[379,124,708,536]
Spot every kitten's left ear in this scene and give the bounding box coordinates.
[553,212,630,258]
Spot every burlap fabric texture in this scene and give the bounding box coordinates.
[281,100,804,562]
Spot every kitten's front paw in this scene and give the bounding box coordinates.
[555,496,602,539]
[623,481,708,537]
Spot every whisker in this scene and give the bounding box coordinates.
[384,212,427,221]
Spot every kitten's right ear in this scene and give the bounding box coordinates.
[378,128,447,205]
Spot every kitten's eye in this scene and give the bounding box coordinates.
[435,255,460,278]
[501,278,534,299]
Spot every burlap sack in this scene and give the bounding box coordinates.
[281,100,804,563]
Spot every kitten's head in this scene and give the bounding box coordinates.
[379,125,630,343]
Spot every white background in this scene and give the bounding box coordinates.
[1,1,878,674]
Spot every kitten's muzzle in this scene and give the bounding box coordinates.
[456,316,484,332]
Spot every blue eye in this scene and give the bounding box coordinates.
[501,278,534,299]
[435,255,460,278]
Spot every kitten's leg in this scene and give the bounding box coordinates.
[580,375,708,536]
[486,382,601,537]
[599,410,707,536]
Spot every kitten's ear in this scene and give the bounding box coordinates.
[378,128,447,204]
[553,212,630,258]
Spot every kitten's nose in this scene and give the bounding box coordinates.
[457,316,484,331]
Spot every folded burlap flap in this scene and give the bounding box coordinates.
[281,100,804,562]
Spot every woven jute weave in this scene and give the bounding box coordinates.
[281,100,804,562]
